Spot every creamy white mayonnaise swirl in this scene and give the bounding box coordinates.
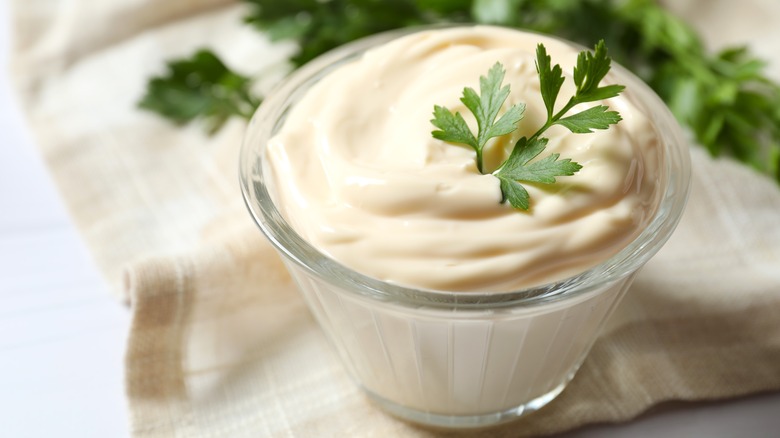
[265,26,662,291]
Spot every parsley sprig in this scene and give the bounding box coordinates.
[432,41,624,210]
[138,50,259,134]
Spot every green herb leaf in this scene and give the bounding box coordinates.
[138,49,260,134]
[431,105,478,150]
[497,177,531,210]
[509,151,583,184]
[531,40,624,139]
[536,44,565,119]
[493,136,584,209]
[572,40,614,100]
[498,138,583,185]
[494,41,623,210]
[555,105,623,133]
[496,137,582,209]
[431,62,525,172]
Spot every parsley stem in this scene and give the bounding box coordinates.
[527,98,578,144]
[476,149,485,173]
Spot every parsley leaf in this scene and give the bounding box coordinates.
[431,105,478,150]
[431,63,525,172]
[432,41,623,211]
[572,39,615,99]
[495,137,582,210]
[536,43,565,119]
[556,105,623,133]
[138,49,260,134]
[531,42,625,134]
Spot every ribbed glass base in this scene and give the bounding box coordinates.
[364,378,569,429]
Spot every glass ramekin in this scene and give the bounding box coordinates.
[239,26,691,429]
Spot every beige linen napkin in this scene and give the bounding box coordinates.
[10,0,780,436]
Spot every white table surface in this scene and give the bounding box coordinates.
[2,2,780,437]
[0,3,131,437]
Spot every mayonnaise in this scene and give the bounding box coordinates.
[265,26,662,292]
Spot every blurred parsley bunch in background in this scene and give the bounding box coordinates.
[139,0,780,182]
